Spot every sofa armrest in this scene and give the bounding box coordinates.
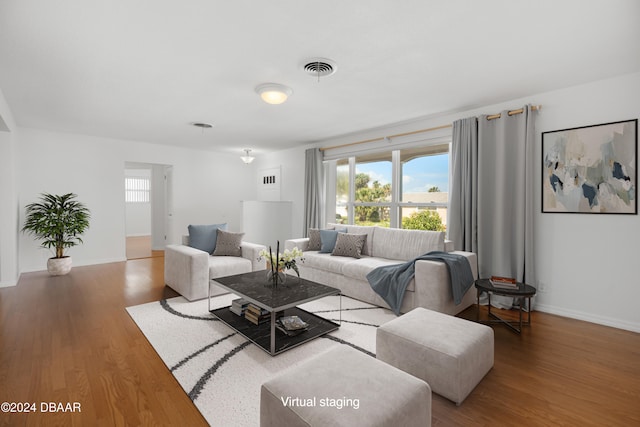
[444,239,455,252]
[164,244,209,301]
[241,242,267,271]
[413,251,478,315]
[285,238,309,252]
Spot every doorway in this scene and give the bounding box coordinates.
[124,162,173,259]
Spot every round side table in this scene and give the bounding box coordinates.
[474,278,536,333]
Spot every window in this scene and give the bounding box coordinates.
[399,145,449,231]
[335,160,350,224]
[354,152,391,227]
[333,143,449,231]
[125,177,150,203]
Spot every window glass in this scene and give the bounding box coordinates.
[354,153,391,227]
[400,145,449,231]
[125,177,150,203]
[335,160,349,224]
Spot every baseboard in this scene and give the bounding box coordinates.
[20,257,128,274]
[535,302,640,333]
[0,279,18,288]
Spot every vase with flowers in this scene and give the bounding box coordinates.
[258,241,304,287]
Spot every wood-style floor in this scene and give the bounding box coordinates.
[1,258,639,426]
[126,235,164,260]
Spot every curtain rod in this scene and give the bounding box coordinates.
[320,105,541,152]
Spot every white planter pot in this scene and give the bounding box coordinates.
[47,256,72,276]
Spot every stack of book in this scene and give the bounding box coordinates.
[489,276,518,289]
[244,303,270,325]
[229,298,249,316]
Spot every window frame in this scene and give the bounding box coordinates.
[331,142,451,230]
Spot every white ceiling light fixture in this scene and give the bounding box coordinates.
[240,149,255,164]
[255,83,293,105]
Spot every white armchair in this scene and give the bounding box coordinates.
[165,235,266,301]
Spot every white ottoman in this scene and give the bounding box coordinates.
[261,345,432,427]
[376,307,493,405]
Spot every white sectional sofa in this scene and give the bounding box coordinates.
[165,234,266,301]
[285,224,478,315]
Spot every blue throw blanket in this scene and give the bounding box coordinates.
[366,251,474,315]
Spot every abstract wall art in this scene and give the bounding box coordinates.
[542,119,637,214]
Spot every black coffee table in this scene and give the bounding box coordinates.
[475,278,536,333]
[208,270,341,356]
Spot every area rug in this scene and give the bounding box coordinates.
[126,294,396,426]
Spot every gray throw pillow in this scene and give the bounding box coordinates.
[308,228,322,251]
[331,233,367,258]
[318,227,348,253]
[212,229,244,256]
[188,223,227,254]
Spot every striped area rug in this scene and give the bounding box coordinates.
[126,294,396,426]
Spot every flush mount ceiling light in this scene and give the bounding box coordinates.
[255,83,293,105]
[240,149,255,164]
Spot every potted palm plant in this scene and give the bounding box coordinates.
[22,193,91,275]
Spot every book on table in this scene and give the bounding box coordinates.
[490,276,518,289]
[230,298,249,316]
[243,303,268,324]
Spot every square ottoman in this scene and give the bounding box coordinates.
[260,345,431,427]
[376,307,493,405]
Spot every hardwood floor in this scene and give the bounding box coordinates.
[126,235,164,260]
[1,259,639,426]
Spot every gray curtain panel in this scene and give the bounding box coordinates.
[304,148,324,237]
[449,117,478,253]
[477,106,535,285]
[450,106,536,308]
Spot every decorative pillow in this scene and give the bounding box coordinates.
[187,223,227,254]
[212,229,244,256]
[331,233,367,259]
[319,229,340,253]
[308,228,322,251]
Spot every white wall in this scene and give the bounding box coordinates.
[254,148,308,238]
[270,72,640,332]
[17,128,255,273]
[0,88,18,287]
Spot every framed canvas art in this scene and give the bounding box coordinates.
[542,119,637,214]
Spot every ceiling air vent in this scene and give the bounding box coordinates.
[303,58,337,79]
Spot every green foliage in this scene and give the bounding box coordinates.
[355,173,370,190]
[355,180,391,223]
[428,186,440,192]
[402,210,445,231]
[22,193,91,258]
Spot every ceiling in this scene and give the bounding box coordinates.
[1,1,639,156]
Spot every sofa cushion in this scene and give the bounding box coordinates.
[341,257,416,292]
[208,255,252,278]
[332,233,367,258]
[213,229,244,256]
[302,251,355,275]
[372,227,444,261]
[187,223,227,254]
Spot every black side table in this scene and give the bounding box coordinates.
[475,278,536,333]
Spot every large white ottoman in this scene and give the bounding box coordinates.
[376,307,494,405]
[260,345,432,427]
